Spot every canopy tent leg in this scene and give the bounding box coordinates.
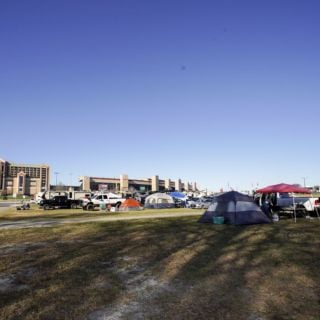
[293,195,296,223]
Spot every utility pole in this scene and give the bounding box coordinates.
[302,177,307,188]
[54,172,59,186]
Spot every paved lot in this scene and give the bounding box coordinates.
[0,211,203,230]
[0,202,20,208]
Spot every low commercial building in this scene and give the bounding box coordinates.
[79,175,198,194]
[0,158,50,196]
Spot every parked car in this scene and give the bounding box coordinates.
[174,198,186,208]
[186,197,199,208]
[194,198,213,209]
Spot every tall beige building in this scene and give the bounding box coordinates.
[0,158,50,196]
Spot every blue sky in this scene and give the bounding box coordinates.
[1,0,319,191]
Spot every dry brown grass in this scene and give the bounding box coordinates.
[0,205,201,221]
[0,217,319,320]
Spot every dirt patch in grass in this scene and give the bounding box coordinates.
[87,254,176,320]
[0,218,319,319]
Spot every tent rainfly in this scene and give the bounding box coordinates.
[169,192,187,200]
[119,198,142,211]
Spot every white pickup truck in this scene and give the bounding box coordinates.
[277,197,319,211]
[256,192,320,215]
[82,193,126,210]
[276,194,320,213]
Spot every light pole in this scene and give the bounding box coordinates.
[302,177,307,188]
[54,172,59,186]
[69,173,73,187]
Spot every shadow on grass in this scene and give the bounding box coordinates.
[149,220,320,320]
[0,218,319,319]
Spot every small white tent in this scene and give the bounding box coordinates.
[144,193,175,209]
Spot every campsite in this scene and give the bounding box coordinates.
[2,1,320,318]
[0,199,319,320]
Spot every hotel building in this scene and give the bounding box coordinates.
[0,158,50,196]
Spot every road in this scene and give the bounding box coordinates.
[0,202,20,213]
[0,211,203,230]
[0,202,20,208]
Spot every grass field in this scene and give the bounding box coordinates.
[0,206,202,221]
[0,212,319,320]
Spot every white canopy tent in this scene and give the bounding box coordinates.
[144,193,175,209]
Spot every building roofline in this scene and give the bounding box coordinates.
[82,176,189,184]
[90,177,120,181]
[9,162,49,167]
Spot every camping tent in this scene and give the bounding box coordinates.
[256,183,311,222]
[199,191,270,225]
[169,191,187,207]
[144,193,175,209]
[169,192,187,200]
[119,198,141,211]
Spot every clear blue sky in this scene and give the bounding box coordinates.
[1,0,319,191]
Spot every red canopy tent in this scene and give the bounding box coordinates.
[256,183,311,194]
[256,183,311,222]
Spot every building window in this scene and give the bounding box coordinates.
[19,176,24,192]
